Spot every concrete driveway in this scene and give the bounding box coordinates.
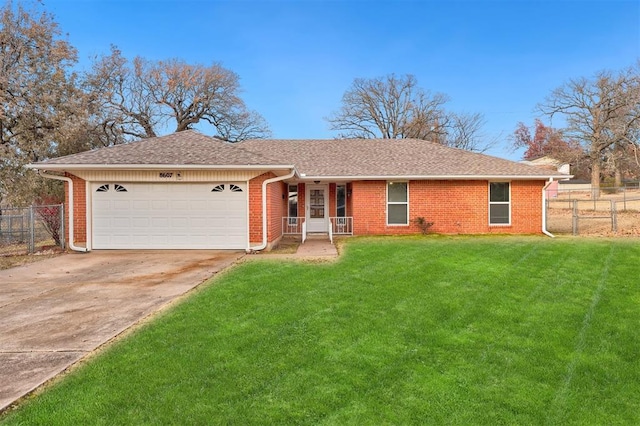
[0,250,243,412]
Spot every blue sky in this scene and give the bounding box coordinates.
[46,0,639,160]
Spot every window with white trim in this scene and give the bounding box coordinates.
[387,182,408,225]
[336,184,346,217]
[288,184,298,217]
[489,182,510,225]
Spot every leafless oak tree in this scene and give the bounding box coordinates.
[441,112,493,153]
[539,65,640,195]
[327,74,491,152]
[85,47,271,144]
[327,74,449,139]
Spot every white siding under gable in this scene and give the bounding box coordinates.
[73,169,265,183]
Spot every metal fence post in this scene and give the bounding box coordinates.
[28,205,35,253]
[611,200,617,233]
[572,200,578,236]
[60,203,66,249]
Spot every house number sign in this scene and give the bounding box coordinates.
[158,172,183,180]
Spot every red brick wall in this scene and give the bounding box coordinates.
[329,183,336,217]
[249,172,284,245]
[351,179,545,235]
[281,182,289,218]
[298,183,305,218]
[64,173,87,246]
[267,177,284,243]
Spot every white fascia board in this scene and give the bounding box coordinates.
[297,174,573,181]
[26,163,296,171]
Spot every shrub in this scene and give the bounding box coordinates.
[412,217,434,235]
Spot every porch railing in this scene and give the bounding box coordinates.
[302,221,307,244]
[282,216,353,237]
[282,217,306,234]
[330,217,353,235]
[328,221,333,244]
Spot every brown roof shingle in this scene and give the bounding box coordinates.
[36,130,567,178]
[239,138,564,178]
[40,130,284,166]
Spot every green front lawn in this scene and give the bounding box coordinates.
[3,236,639,425]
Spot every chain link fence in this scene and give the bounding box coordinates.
[546,187,640,236]
[0,204,65,256]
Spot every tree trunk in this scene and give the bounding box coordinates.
[614,167,622,190]
[591,159,601,199]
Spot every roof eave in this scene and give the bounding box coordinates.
[26,163,296,171]
[297,174,573,181]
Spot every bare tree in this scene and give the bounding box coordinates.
[327,74,449,140]
[539,65,640,196]
[327,74,491,152]
[442,112,493,153]
[85,47,271,144]
[0,1,84,205]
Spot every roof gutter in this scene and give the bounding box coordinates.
[36,170,89,252]
[542,178,555,238]
[297,174,570,181]
[249,168,297,252]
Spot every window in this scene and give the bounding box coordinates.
[212,184,225,192]
[288,184,298,217]
[387,182,408,225]
[96,184,109,192]
[336,185,346,217]
[489,182,510,225]
[229,184,243,192]
[114,184,127,192]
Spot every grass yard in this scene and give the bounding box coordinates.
[2,236,639,425]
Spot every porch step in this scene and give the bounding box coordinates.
[305,232,330,240]
[296,236,338,257]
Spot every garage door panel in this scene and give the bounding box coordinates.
[112,217,131,228]
[190,200,208,210]
[190,218,209,228]
[171,200,189,210]
[133,200,149,210]
[151,200,168,209]
[171,217,189,228]
[132,217,150,227]
[92,182,247,249]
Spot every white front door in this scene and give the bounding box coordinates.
[306,184,328,233]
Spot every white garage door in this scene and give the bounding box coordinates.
[92,182,247,249]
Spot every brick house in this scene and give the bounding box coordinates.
[29,130,569,251]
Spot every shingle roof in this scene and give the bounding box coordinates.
[35,130,567,178]
[239,138,564,178]
[40,130,283,166]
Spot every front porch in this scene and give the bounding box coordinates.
[282,216,353,243]
[280,181,353,244]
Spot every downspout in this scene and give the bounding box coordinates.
[542,178,555,238]
[37,170,89,252]
[249,169,296,252]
